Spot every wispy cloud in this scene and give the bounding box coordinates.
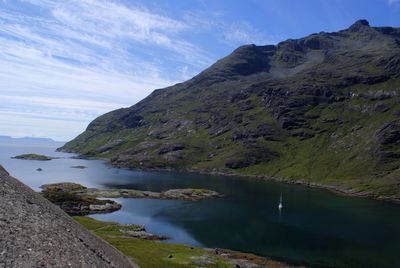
[388,0,400,6]
[0,0,217,140]
[0,0,270,140]
[184,11,283,46]
[223,21,275,45]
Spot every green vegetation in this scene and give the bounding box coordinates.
[12,153,55,161]
[74,216,233,268]
[60,21,400,200]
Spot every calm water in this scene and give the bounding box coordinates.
[1,142,400,268]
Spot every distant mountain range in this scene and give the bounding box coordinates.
[0,136,64,146]
[60,20,400,201]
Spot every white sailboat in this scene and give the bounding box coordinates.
[278,194,283,210]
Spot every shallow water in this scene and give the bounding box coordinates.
[1,142,400,267]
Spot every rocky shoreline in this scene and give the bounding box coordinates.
[40,183,121,215]
[172,167,400,205]
[95,157,400,205]
[40,182,222,215]
[189,169,400,205]
[63,149,400,205]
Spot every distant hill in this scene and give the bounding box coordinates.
[60,20,400,200]
[0,136,64,146]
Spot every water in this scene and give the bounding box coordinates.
[1,142,400,267]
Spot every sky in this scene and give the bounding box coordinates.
[0,0,399,141]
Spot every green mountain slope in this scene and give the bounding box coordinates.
[60,20,400,199]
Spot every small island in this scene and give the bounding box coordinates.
[12,153,56,161]
[40,183,120,215]
[70,165,87,169]
[40,182,222,215]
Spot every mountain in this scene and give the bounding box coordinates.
[0,136,64,146]
[60,20,400,200]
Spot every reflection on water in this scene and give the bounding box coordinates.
[1,142,400,267]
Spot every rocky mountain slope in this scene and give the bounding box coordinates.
[0,165,137,268]
[60,20,400,199]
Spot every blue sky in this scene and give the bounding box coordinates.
[0,0,399,141]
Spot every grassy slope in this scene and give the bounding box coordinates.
[62,79,400,198]
[73,216,233,268]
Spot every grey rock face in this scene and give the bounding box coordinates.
[0,165,138,268]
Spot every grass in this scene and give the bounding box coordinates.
[74,216,233,268]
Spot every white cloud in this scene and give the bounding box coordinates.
[184,11,282,46]
[388,0,400,6]
[223,21,267,45]
[0,0,271,140]
[0,0,219,140]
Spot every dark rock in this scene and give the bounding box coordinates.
[121,114,145,128]
[230,91,250,103]
[225,158,250,169]
[358,90,398,101]
[225,148,278,169]
[148,129,169,139]
[209,126,232,137]
[290,129,315,140]
[348,19,370,32]
[376,120,400,146]
[158,143,185,154]
[232,123,280,142]
[96,139,123,153]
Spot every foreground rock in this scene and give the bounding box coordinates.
[12,153,56,161]
[0,165,137,268]
[41,182,222,202]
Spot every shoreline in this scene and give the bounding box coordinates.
[64,151,400,206]
[191,169,400,205]
[74,216,302,268]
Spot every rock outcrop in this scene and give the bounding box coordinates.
[11,154,56,161]
[41,182,222,203]
[40,183,122,215]
[0,165,137,268]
